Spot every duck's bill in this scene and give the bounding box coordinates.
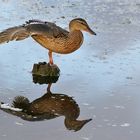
[87,26,96,35]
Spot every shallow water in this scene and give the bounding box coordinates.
[0,0,140,140]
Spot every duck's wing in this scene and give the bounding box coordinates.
[26,20,69,38]
[0,25,30,44]
[0,20,69,44]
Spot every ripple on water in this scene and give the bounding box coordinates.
[120,123,130,127]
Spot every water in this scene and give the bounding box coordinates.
[0,0,140,140]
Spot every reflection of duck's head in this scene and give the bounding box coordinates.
[65,118,92,132]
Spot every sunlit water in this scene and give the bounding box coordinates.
[0,0,140,140]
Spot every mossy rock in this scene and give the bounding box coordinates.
[32,62,60,77]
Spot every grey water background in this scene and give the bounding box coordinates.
[0,0,140,140]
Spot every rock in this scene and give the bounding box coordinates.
[32,62,60,84]
[32,62,60,76]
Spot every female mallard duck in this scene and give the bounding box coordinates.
[0,18,96,64]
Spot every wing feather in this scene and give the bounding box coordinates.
[0,25,29,44]
[0,19,69,44]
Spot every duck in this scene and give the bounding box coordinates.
[0,18,96,64]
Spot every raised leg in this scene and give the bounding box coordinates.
[48,51,53,65]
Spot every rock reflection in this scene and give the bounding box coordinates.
[32,75,59,84]
[0,74,92,132]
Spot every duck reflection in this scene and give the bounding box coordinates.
[0,75,92,131]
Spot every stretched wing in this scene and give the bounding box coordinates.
[0,25,30,44]
[0,19,69,44]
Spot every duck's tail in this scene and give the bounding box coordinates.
[12,96,30,110]
[0,25,30,44]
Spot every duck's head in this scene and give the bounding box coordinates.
[65,118,92,131]
[69,18,96,35]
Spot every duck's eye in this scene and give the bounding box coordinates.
[79,22,86,26]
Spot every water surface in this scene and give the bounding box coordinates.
[0,0,140,140]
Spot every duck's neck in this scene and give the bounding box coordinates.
[67,29,83,51]
[69,29,83,39]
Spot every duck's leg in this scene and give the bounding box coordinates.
[47,83,52,93]
[48,51,54,65]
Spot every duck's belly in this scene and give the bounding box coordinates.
[32,35,82,54]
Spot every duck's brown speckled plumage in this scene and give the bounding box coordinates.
[32,30,83,54]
